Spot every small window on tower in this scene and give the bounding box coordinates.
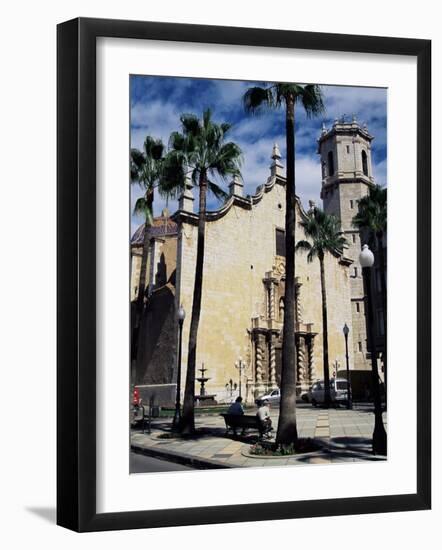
[275,228,286,257]
[327,151,334,176]
[346,145,350,154]
[358,341,362,352]
[353,267,358,277]
[356,302,360,313]
[350,199,354,209]
[352,234,356,243]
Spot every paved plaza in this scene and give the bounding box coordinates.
[131,404,387,470]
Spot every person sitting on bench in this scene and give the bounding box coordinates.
[227,396,244,416]
[256,399,272,436]
[226,396,244,435]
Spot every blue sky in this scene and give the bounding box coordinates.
[130,75,387,236]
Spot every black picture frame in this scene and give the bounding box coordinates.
[57,17,431,532]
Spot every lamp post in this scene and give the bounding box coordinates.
[235,357,245,399]
[359,244,387,455]
[343,323,352,409]
[172,305,185,430]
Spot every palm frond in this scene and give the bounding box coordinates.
[151,141,165,161]
[168,131,186,152]
[220,122,231,134]
[307,249,317,263]
[166,110,242,202]
[133,197,154,225]
[180,113,201,136]
[300,85,325,118]
[243,86,276,115]
[130,148,145,169]
[210,142,243,179]
[160,150,186,198]
[277,83,304,102]
[352,184,387,234]
[207,180,228,201]
[300,207,348,259]
[202,108,212,129]
[130,148,145,183]
[295,240,312,252]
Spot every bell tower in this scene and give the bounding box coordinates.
[318,117,375,371]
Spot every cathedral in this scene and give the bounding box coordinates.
[130,120,379,405]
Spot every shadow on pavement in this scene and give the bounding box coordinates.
[132,423,265,444]
[328,436,386,460]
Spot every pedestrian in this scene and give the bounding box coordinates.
[227,396,244,415]
[256,399,272,437]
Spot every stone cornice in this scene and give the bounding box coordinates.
[172,175,288,226]
[321,176,374,190]
[317,123,374,151]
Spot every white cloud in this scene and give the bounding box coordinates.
[230,115,276,140]
[130,81,386,235]
[131,100,182,150]
[238,135,285,194]
[295,155,322,209]
[373,158,387,187]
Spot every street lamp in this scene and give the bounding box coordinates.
[359,244,387,455]
[343,323,352,409]
[235,357,246,399]
[172,305,186,429]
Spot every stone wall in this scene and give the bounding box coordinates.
[130,234,177,303]
[135,283,177,386]
[174,176,355,401]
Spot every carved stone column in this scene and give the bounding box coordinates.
[295,278,303,324]
[269,282,275,319]
[264,273,277,320]
[268,333,277,389]
[306,335,316,383]
[296,335,306,386]
[254,333,266,393]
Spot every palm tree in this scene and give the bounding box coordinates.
[296,207,347,408]
[163,109,242,434]
[243,83,324,447]
[130,136,166,367]
[353,185,387,401]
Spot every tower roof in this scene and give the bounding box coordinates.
[131,214,178,245]
[317,117,373,150]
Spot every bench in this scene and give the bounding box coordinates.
[220,414,272,438]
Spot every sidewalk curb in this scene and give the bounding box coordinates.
[131,442,238,469]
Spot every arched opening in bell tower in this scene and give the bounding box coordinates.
[362,149,368,176]
[327,150,334,176]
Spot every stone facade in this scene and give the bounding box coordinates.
[131,121,380,403]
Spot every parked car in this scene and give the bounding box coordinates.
[256,388,280,405]
[307,378,350,407]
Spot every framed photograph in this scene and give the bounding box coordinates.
[57,17,431,532]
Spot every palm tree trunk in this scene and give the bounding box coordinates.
[319,253,331,407]
[376,231,387,407]
[180,172,207,434]
[133,188,154,382]
[276,96,298,447]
